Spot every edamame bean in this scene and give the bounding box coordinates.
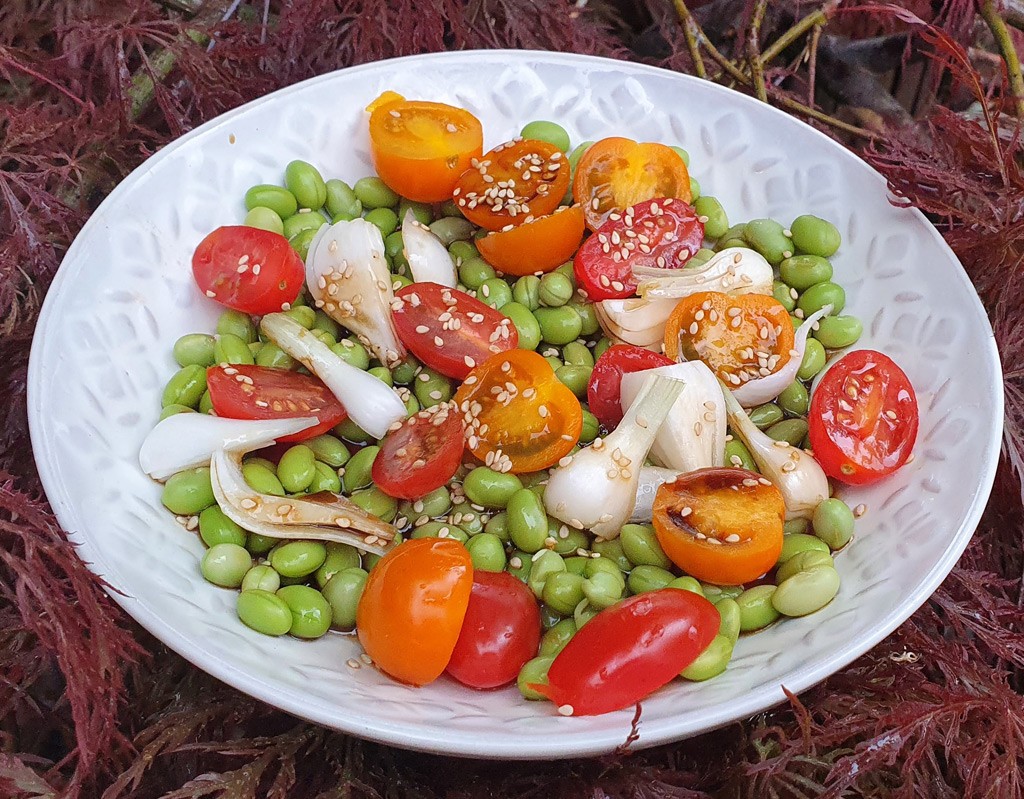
[540,618,577,656]
[543,572,585,616]
[364,207,399,237]
[507,549,532,582]
[779,254,833,290]
[368,366,393,387]
[620,523,673,569]
[458,257,495,289]
[289,226,319,260]
[538,273,574,307]
[681,634,733,681]
[399,198,432,226]
[406,487,452,521]
[543,355,562,372]
[463,467,524,508]
[715,597,742,643]
[391,274,413,291]
[784,518,809,535]
[535,306,583,346]
[627,564,676,594]
[275,445,316,493]
[270,540,326,578]
[798,281,845,316]
[477,278,513,309]
[549,521,590,556]
[321,567,368,630]
[778,532,830,563]
[413,367,452,407]
[749,403,784,430]
[725,439,757,470]
[255,342,296,370]
[743,219,794,264]
[284,160,327,210]
[777,381,809,416]
[582,570,624,610]
[324,178,361,220]
[173,333,216,368]
[567,141,594,171]
[198,390,212,413]
[772,280,797,312]
[790,215,841,257]
[242,461,285,496]
[334,418,374,445]
[331,338,371,370]
[242,564,281,593]
[213,333,255,366]
[579,410,600,444]
[245,533,277,556]
[501,302,542,351]
[303,435,350,469]
[465,533,507,571]
[518,655,555,700]
[237,589,292,636]
[283,305,316,330]
[701,583,743,604]
[736,584,781,631]
[812,497,855,549]
[353,176,399,209]
[244,206,284,235]
[693,196,729,239]
[449,239,479,262]
[772,566,840,617]
[349,487,398,522]
[161,365,207,408]
[562,341,594,370]
[591,538,631,572]
[528,550,566,598]
[429,217,475,246]
[159,404,195,421]
[574,598,599,627]
[512,275,541,310]
[341,446,378,493]
[484,512,509,542]
[667,576,704,596]
[507,488,549,553]
[384,230,405,261]
[277,584,332,638]
[520,120,570,152]
[162,467,215,515]
[201,543,252,588]
[282,210,328,240]
[775,549,834,583]
[689,248,716,267]
[199,505,247,547]
[798,337,827,380]
[220,309,258,343]
[689,176,701,200]
[813,315,863,349]
[568,300,600,336]
[555,365,591,398]
[766,418,808,446]
[245,184,299,218]
[391,357,420,386]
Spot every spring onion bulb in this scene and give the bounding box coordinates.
[260,313,407,439]
[634,247,773,299]
[595,295,678,349]
[629,466,680,523]
[402,210,457,287]
[544,375,684,538]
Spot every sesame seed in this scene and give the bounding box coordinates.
[854,503,867,517]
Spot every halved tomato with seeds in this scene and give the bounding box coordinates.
[652,467,785,585]
[372,402,465,500]
[453,139,570,231]
[476,205,586,276]
[663,291,795,388]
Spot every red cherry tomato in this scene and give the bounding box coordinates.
[808,349,919,485]
[586,344,674,430]
[372,402,465,500]
[573,198,704,301]
[192,226,305,315]
[391,283,518,380]
[532,588,720,716]
[445,571,542,689]
[206,364,346,442]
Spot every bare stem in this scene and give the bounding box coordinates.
[747,0,769,101]
[979,0,1024,118]
[672,0,708,79]
[760,4,833,66]
[807,23,822,106]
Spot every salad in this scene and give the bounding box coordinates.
[139,93,919,717]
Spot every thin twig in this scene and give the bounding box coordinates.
[158,0,203,14]
[760,4,833,66]
[746,0,768,101]
[672,0,707,79]
[979,0,1024,118]
[775,93,876,139]
[807,23,822,106]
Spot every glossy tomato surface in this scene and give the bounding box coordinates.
[372,402,465,500]
[586,344,674,430]
[476,205,585,277]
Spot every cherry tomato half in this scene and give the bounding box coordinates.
[573,138,691,230]
[454,350,582,473]
[573,198,704,301]
[369,98,483,202]
[356,538,473,686]
[587,344,674,431]
[206,364,346,442]
[391,282,518,380]
[372,401,465,500]
[445,570,541,689]
[532,588,719,715]
[808,350,919,485]
[652,467,785,585]
[476,205,586,277]
[192,226,305,316]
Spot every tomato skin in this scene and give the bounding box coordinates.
[192,227,305,316]
[574,198,704,301]
[476,205,586,277]
[372,402,465,500]
[445,571,542,689]
[206,364,346,442]
[356,539,473,686]
[533,589,719,715]
[392,283,518,380]
[808,350,919,485]
[587,345,674,430]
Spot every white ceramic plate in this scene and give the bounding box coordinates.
[28,51,1002,759]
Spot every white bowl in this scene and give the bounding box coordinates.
[27,50,1002,759]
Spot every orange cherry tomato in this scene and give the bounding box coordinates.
[454,350,582,473]
[663,291,795,389]
[368,99,483,202]
[652,467,785,585]
[356,538,473,686]
[453,139,569,231]
[573,137,691,230]
[475,205,585,276]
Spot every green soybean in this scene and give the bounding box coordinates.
[693,196,729,239]
[777,381,809,416]
[325,179,361,220]
[404,487,452,521]
[772,566,840,617]
[413,367,452,407]
[538,273,574,308]
[689,176,701,200]
[778,533,830,563]
[303,435,350,469]
[399,198,433,226]
[790,215,841,258]
[798,281,845,316]
[574,598,599,628]
[284,160,327,210]
[242,461,286,496]
[409,521,468,544]
[591,538,631,572]
[173,333,216,368]
[797,338,827,380]
[528,550,566,598]
[331,338,371,370]
[716,598,742,643]
[199,390,215,415]
[313,541,362,587]
[200,543,252,588]
[681,634,733,681]
[270,540,327,578]
[159,404,195,421]
[391,357,420,387]
[776,549,835,584]
[241,564,281,593]
[484,512,510,542]
[289,227,319,260]
[321,567,368,630]
[162,467,215,515]
[744,219,794,264]
[749,403,784,430]
[334,418,374,445]
[562,341,594,370]
[536,306,583,346]
[465,533,506,571]
[784,518,810,536]
[353,176,399,209]
[282,210,328,240]
[512,275,541,310]
[199,505,247,548]
[773,280,797,312]
[555,365,591,398]
[567,141,594,171]
[213,333,254,366]
[518,655,555,700]
[367,366,393,387]
[478,277,513,309]
[384,230,405,261]
[667,576,704,596]
[245,184,299,218]
[161,365,207,408]
[256,342,297,370]
[283,305,316,330]
[766,418,809,447]
[244,206,284,235]
[429,217,475,246]
[520,120,570,152]
[507,489,549,553]
[459,257,495,289]
[568,300,600,336]
[689,248,716,267]
[582,570,625,610]
[701,583,743,604]
[237,589,292,636]
[341,446,378,493]
[349,487,398,522]
[501,302,542,351]
[814,315,863,349]
[540,618,577,656]
[627,564,676,594]
[364,207,399,237]
[463,467,523,509]
[725,439,757,470]
[736,584,781,631]
[780,254,833,290]
[277,584,332,638]
[812,498,855,549]
[579,410,600,444]
[620,523,673,569]
[449,239,479,262]
[245,533,278,556]
[543,571,586,616]
[507,549,532,581]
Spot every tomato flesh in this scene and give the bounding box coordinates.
[356,538,473,686]
[652,467,785,585]
[574,198,704,301]
[445,570,541,689]
[808,350,918,484]
[534,588,719,715]
[192,226,305,316]
[206,364,346,442]
[391,283,518,380]
[476,205,586,277]
[587,344,674,431]
[372,402,465,500]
